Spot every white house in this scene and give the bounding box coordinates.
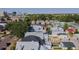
[31,25,43,32]
[16,41,39,50]
[0,22,7,27]
[16,32,51,50]
[51,27,64,35]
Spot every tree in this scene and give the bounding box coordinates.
[31,14,38,21]
[63,23,69,31]
[5,20,28,38]
[5,14,33,38]
[12,12,17,16]
[59,14,74,22]
[24,16,31,26]
[47,14,53,20]
[46,27,52,34]
[72,14,79,23]
[38,14,47,21]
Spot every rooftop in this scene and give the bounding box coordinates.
[22,35,45,45]
[62,42,75,47]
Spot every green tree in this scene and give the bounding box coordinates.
[72,14,79,23]
[46,27,51,34]
[63,23,69,31]
[38,14,47,21]
[12,12,17,16]
[5,18,29,38]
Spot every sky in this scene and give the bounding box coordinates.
[0,8,79,14]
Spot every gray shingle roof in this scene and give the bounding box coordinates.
[22,35,45,45]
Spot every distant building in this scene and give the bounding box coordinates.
[0,12,4,17]
[31,20,35,25]
[9,15,20,22]
[0,22,7,27]
[0,25,5,31]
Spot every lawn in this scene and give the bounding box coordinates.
[52,45,62,50]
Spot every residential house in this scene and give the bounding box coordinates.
[31,25,43,32]
[16,32,51,50]
[51,26,64,35]
[16,35,44,50]
[9,15,20,22]
[0,22,7,27]
[0,22,7,32]
[16,33,45,50]
[49,35,61,45]
[0,12,4,17]
[58,33,69,42]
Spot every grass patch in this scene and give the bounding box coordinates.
[52,45,62,50]
[54,48,62,50]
